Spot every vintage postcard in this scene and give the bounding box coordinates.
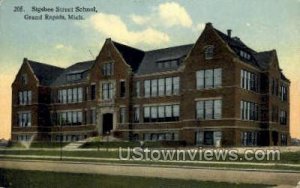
[0,0,299,187]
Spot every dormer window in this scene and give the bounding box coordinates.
[204,45,214,60]
[66,73,82,81]
[157,59,179,69]
[240,50,251,60]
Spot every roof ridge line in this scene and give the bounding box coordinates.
[111,40,145,52]
[145,43,194,53]
[26,59,65,70]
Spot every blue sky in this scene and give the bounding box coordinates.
[0,0,299,139]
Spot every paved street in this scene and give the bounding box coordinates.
[0,159,299,187]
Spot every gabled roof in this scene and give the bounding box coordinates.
[253,51,273,70]
[213,26,289,82]
[214,28,261,68]
[26,59,65,86]
[136,44,194,75]
[51,60,94,86]
[112,41,145,72]
[281,72,290,82]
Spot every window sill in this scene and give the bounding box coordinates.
[196,87,222,90]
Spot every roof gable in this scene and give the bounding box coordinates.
[26,59,65,86]
[111,41,145,72]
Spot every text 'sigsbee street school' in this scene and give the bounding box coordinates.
[24,6,98,20]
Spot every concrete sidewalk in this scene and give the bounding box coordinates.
[1,154,300,170]
[0,159,299,187]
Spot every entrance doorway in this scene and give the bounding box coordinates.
[102,113,113,134]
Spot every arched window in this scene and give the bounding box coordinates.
[204,45,214,60]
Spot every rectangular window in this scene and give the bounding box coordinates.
[135,81,140,97]
[62,89,67,104]
[27,91,32,104]
[120,108,126,123]
[240,100,259,121]
[151,79,158,97]
[151,106,157,121]
[205,70,213,88]
[57,110,83,126]
[18,112,31,127]
[173,77,180,95]
[120,81,126,98]
[214,100,222,119]
[18,91,32,105]
[280,84,288,101]
[165,105,172,118]
[196,101,204,119]
[133,107,140,123]
[67,112,72,125]
[23,91,28,105]
[72,88,77,103]
[91,84,96,100]
[102,63,114,76]
[241,69,258,91]
[280,110,287,125]
[144,104,179,123]
[66,89,71,103]
[77,111,82,124]
[173,105,179,121]
[102,83,113,100]
[205,100,213,119]
[72,111,77,125]
[158,79,165,96]
[165,78,172,96]
[78,88,83,102]
[196,70,205,89]
[144,80,151,98]
[19,92,23,105]
[241,132,257,146]
[144,106,150,122]
[158,106,165,121]
[58,90,62,103]
[196,99,222,120]
[214,68,222,87]
[240,101,244,119]
[196,69,222,89]
[240,70,244,88]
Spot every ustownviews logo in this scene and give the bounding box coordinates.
[118,148,280,162]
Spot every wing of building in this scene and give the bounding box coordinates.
[11,23,290,146]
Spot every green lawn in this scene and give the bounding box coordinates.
[0,168,270,188]
[1,149,300,164]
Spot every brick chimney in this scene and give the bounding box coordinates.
[227,29,232,38]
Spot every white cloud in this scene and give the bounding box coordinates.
[130,2,193,28]
[89,13,170,46]
[246,22,251,27]
[194,23,205,32]
[130,14,151,25]
[158,2,193,28]
[54,44,73,51]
